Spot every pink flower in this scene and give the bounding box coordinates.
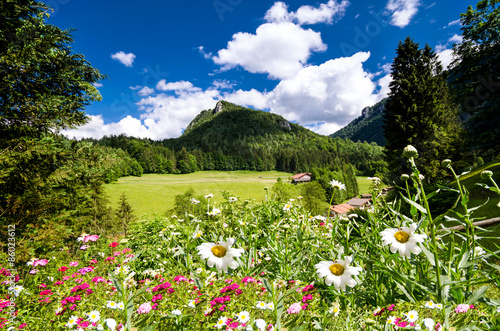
[89,259,98,264]
[80,245,90,250]
[113,251,121,257]
[455,304,470,313]
[69,261,79,267]
[287,302,302,314]
[83,235,99,243]
[137,302,152,314]
[29,269,39,274]
[33,259,49,267]
[109,242,119,248]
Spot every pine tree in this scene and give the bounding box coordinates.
[114,193,136,236]
[383,37,462,180]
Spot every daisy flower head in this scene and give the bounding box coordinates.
[405,310,419,322]
[283,202,292,211]
[205,193,213,199]
[255,319,267,331]
[87,310,101,323]
[104,319,117,331]
[256,301,267,310]
[267,302,274,310]
[329,179,346,191]
[192,229,202,239]
[117,301,125,310]
[314,256,362,291]
[386,316,396,325]
[435,303,443,309]
[423,318,435,330]
[106,301,117,309]
[424,300,435,309]
[229,197,237,202]
[196,238,244,273]
[215,316,228,329]
[380,223,427,258]
[403,144,418,158]
[328,305,340,316]
[172,309,182,315]
[66,315,78,327]
[236,310,250,323]
[188,300,196,308]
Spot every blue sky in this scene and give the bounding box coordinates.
[51,0,471,140]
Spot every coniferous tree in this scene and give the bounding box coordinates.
[450,0,500,159]
[114,193,136,236]
[383,37,462,181]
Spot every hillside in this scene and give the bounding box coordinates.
[330,99,386,146]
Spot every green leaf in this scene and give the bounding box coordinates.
[395,281,415,302]
[420,245,435,266]
[466,286,489,304]
[400,194,427,214]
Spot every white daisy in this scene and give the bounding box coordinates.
[229,197,237,202]
[386,315,396,324]
[192,230,202,239]
[424,300,435,309]
[66,315,78,328]
[104,318,117,331]
[267,302,275,310]
[423,318,435,330]
[329,179,346,191]
[435,303,443,309]
[205,193,213,199]
[172,309,182,315]
[106,301,117,309]
[328,306,340,316]
[236,311,250,323]
[314,256,362,291]
[380,223,427,258]
[196,238,244,273]
[405,310,419,323]
[255,301,267,310]
[215,316,228,329]
[117,301,125,310]
[87,310,101,323]
[190,198,200,204]
[283,203,292,211]
[255,319,267,331]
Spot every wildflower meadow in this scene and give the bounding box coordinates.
[1,147,500,330]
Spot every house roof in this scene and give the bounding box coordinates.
[330,203,356,214]
[347,198,371,206]
[291,173,311,180]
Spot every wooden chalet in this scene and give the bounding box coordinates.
[291,173,312,184]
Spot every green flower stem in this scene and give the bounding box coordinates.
[410,157,443,303]
[449,166,476,291]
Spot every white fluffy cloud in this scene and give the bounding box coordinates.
[62,115,151,139]
[137,86,155,97]
[267,52,379,126]
[212,22,326,79]
[437,48,454,69]
[264,0,349,25]
[386,0,420,28]
[111,51,136,67]
[156,80,201,93]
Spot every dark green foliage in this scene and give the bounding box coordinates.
[311,166,359,204]
[170,188,207,216]
[330,99,387,146]
[0,0,105,140]
[299,182,327,215]
[114,192,136,235]
[450,0,500,160]
[271,178,299,202]
[0,136,122,259]
[383,37,463,181]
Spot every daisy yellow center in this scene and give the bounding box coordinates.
[329,263,344,276]
[211,245,226,258]
[394,230,410,243]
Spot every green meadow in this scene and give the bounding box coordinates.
[104,171,293,216]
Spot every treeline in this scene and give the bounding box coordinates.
[88,132,387,179]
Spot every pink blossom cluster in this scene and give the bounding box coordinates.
[151,281,173,293]
[33,259,49,267]
[374,303,395,316]
[78,267,94,275]
[83,234,99,243]
[92,276,107,284]
[241,276,256,284]
[220,283,240,293]
[70,283,90,293]
[392,318,416,328]
[455,304,474,313]
[152,294,163,303]
[137,302,152,314]
[61,295,81,307]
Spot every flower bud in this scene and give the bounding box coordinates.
[480,170,493,179]
[403,145,418,158]
[400,174,410,181]
[442,159,452,168]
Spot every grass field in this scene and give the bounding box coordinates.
[104,171,293,216]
